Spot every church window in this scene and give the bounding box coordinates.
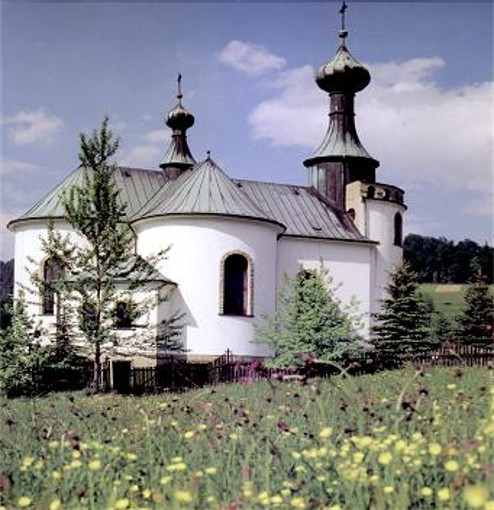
[367,186,375,199]
[394,212,403,247]
[221,253,253,316]
[115,301,134,329]
[347,208,356,221]
[42,257,64,316]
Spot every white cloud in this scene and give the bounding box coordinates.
[143,129,169,144]
[1,157,40,176]
[121,144,162,168]
[217,40,286,76]
[2,108,63,146]
[247,56,493,217]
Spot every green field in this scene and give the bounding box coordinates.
[1,367,493,509]
[419,284,468,322]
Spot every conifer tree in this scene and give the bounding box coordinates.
[255,266,362,368]
[455,273,494,346]
[372,262,436,357]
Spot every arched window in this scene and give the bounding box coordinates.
[221,253,252,316]
[347,208,356,221]
[367,185,375,199]
[42,257,64,315]
[394,212,403,247]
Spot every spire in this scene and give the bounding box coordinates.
[160,74,196,178]
[303,2,378,209]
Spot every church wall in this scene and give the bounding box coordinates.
[135,216,280,358]
[365,199,406,316]
[276,237,373,337]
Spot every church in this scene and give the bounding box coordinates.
[8,11,406,364]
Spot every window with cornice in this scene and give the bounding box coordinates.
[220,252,253,316]
[42,257,64,316]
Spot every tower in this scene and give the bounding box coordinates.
[160,74,196,179]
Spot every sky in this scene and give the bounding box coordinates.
[1,1,493,261]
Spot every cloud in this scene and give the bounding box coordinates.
[143,129,169,144]
[2,108,63,146]
[1,157,40,176]
[246,56,493,217]
[121,144,163,168]
[217,40,286,76]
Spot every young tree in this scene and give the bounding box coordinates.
[372,262,436,357]
[455,273,494,347]
[38,118,180,388]
[255,266,363,368]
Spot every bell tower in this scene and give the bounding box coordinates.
[303,1,378,210]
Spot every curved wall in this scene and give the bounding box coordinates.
[135,216,281,358]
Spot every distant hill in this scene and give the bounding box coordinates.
[0,259,14,303]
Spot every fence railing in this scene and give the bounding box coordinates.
[24,344,493,396]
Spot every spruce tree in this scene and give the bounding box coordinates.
[372,263,436,357]
[255,266,362,368]
[456,273,494,347]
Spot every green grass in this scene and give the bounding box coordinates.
[419,283,467,322]
[1,367,493,509]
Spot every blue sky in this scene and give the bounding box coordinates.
[1,1,493,260]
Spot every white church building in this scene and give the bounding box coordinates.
[9,19,406,364]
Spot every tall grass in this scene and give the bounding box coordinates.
[1,367,493,509]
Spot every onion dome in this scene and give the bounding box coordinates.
[160,74,196,175]
[315,30,370,94]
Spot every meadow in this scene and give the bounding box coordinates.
[1,367,493,509]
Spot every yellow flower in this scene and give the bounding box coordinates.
[22,457,34,468]
[428,443,442,456]
[484,501,494,510]
[130,484,139,492]
[167,462,187,471]
[126,453,137,461]
[49,499,61,510]
[70,460,82,469]
[142,489,152,499]
[328,506,342,510]
[114,498,130,509]
[383,486,394,494]
[205,467,217,475]
[290,497,306,508]
[420,487,433,497]
[319,427,333,439]
[447,383,456,390]
[51,471,61,480]
[437,488,451,501]
[270,495,283,505]
[444,460,460,472]
[160,476,172,485]
[18,497,32,508]
[378,452,393,465]
[462,484,489,508]
[89,459,102,471]
[72,450,82,459]
[175,491,193,504]
[183,430,195,439]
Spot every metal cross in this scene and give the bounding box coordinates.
[177,73,183,99]
[339,1,348,31]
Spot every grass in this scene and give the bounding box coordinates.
[1,367,493,509]
[419,284,468,324]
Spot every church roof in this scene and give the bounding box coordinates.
[9,163,368,243]
[134,157,282,228]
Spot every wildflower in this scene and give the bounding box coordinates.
[126,453,137,461]
[114,498,130,509]
[167,462,187,471]
[142,489,152,499]
[175,491,193,504]
[70,459,82,469]
[420,487,433,497]
[428,443,442,456]
[383,486,394,494]
[22,457,34,468]
[484,501,494,510]
[183,430,195,439]
[51,471,61,480]
[160,476,172,485]
[462,484,489,508]
[444,460,460,472]
[378,452,393,465]
[205,467,217,475]
[72,450,82,459]
[447,383,456,390]
[130,484,139,492]
[18,497,32,508]
[319,427,333,439]
[89,459,102,471]
[271,495,283,505]
[290,497,306,508]
[49,499,61,510]
[437,488,451,501]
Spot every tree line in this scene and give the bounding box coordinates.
[404,234,493,284]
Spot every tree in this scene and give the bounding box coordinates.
[372,263,436,357]
[455,273,494,346]
[255,265,363,368]
[38,118,180,388]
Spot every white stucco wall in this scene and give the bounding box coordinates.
[277,237,374,336]
[134,215,282,358]
[365,200,406,315]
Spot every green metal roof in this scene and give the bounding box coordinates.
[133,157,282,228]
[9,162,369,243]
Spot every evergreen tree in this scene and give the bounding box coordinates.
[372,263,436,357]
[38,118,181,388]
[455,273,494,346]
[255,266,362,368]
